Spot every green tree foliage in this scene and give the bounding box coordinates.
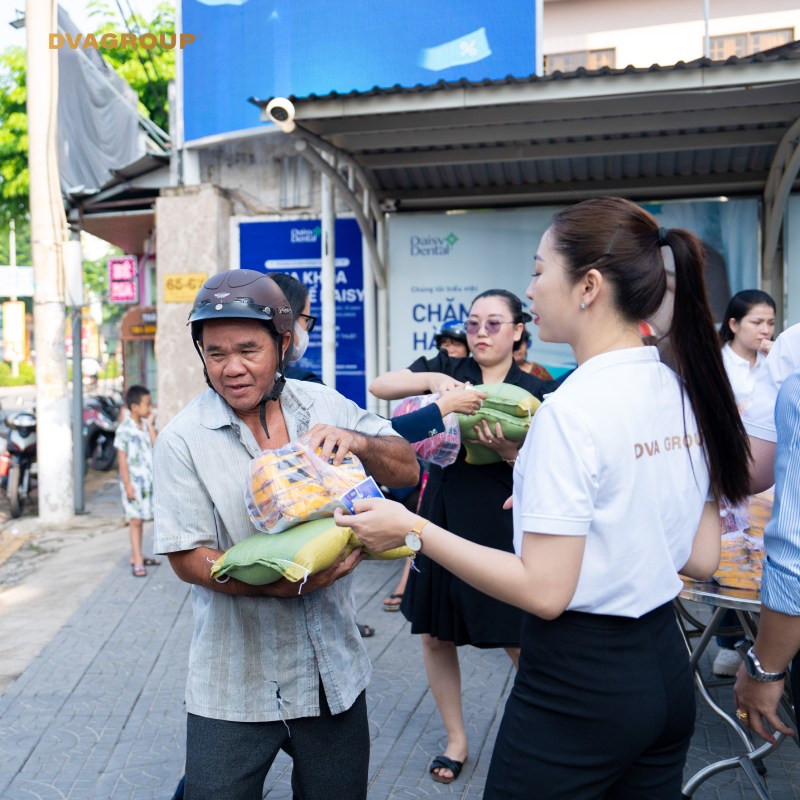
[87,0,175,133]
[0,47,28,235]
[0,3,174,313]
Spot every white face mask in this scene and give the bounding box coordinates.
[290,324,309,364]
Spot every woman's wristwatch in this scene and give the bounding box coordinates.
[736,639,785,682]
[405,518,428,553]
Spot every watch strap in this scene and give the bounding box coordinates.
[745,645,785,682]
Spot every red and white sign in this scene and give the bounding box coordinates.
[108,256,139,304]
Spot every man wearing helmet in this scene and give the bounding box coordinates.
[434,320,469,358]
[153,270,418,800]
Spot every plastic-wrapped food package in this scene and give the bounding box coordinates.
[246,438,368,533]
[713,489,771,591]
[210,517,413,586]
[391,394,461,467]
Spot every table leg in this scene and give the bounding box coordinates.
[681,736,784,797]
[676,599,791,798]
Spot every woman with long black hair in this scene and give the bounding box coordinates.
[341,197,750,799]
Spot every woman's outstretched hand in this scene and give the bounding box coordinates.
[334,498,419,553]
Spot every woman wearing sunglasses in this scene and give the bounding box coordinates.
[344,198,751,799]
[369,289,557,785]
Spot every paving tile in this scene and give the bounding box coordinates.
[0,508,798,799]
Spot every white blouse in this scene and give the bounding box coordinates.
[721,342,765,413]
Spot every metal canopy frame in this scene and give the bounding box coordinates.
[252,44,800,322]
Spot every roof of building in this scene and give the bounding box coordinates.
[252,41,800,209]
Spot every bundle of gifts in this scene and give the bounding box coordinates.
[457,383,541,465]
[713,488,772,591]
[391,393,461,467]
[246,439,368,534]
[209,438,412,587]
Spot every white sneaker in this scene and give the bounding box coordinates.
[712,647,742,677]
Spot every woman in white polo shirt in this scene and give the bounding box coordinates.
[337,196,751,799]
[713,289,776,677]
[719,289,776,412]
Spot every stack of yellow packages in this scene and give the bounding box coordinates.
[713,488,772,591]
[210,439,412,587]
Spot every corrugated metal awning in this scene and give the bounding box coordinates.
[251,42,800,209]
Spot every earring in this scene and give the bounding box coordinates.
[580,302,587,310]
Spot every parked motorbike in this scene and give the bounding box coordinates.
[83,394,121,471]
[0,407,38,518]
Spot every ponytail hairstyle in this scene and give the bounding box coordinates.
[719,289,776,345]
[548,196,750,504]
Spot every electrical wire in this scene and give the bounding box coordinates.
[113,0,163,109]
[123,0,163,83]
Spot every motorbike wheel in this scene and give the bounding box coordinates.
[8,464,25,518]
[92,438,117,471]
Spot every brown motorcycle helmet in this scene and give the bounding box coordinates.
[188,269,294,341]
[188,270,294,434]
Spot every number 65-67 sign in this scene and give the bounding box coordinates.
[163,273,208,303]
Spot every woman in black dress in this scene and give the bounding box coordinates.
[369,289,555,784]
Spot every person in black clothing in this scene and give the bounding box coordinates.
[369,289,556,784]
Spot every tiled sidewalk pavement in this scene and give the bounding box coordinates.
[0,552,517,800]
[0,533,189,799]
[0,504,798,798]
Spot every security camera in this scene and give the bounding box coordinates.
[266,97,296,132]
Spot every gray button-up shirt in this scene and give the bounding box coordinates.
[153,380,397,723]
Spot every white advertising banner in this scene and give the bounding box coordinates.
[387,200,760,375]
[0,267,34,299]
[387,209,574,375]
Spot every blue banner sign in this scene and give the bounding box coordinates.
[238,218,366,408]
[182,0,539,141]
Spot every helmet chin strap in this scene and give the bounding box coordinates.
[257,336,288,439]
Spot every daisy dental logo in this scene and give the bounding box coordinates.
[290,226,322,244]
[410,233,458,256]
[49,32,197,50]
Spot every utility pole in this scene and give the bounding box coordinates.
[27,0,74,523]
[320,158,337,388]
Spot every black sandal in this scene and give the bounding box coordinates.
[430,755,465,784]
[357,623,375,638]
[383,593,403,612]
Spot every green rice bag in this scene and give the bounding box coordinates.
[457,385,541,465]
[472,383,541,418]
[458,405,531,441]
[210,517,412,586]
